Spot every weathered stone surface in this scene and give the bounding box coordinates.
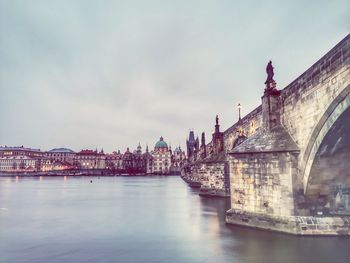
[228,151,298,217]
[224,34,350,235]
[199,154,230,197]
[183,152,230,197]
[224,106,262,152]
[226,209,350,235]
[232,125,299,153]
[183,35,350,235]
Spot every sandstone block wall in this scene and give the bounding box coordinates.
[280,36,349,180]
[223,106,262,152]
[229,152,298,217]
[201,162,227,190]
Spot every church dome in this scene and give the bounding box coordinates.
[155,137,168,149]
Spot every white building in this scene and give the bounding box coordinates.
[45,148,76,165]
[0,156,36,172]
[74,149,106,169]
[0,146,48,172]
[151,137,171,174]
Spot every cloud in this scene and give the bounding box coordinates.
[0,0,349,152]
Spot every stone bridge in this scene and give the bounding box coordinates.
[183,34,350,235]
[224,34,350,235]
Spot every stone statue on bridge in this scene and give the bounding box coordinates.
[265,60,274,84]
[264,60,279,94]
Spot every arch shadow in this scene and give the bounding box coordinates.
[302,84,350,194]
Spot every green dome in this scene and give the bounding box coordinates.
[155,137,168,149]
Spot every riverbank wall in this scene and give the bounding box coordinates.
[0,169,179,177]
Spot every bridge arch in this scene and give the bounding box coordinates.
[302,84,350,197]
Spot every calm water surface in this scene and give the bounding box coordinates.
[0,176,349,263]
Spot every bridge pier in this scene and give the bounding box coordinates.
[226,210,350,235]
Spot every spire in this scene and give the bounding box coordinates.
[201,132,205,146]
[187,129,197,158]
[201,132,206,159]
[188,130,195,141]
[136,142,142,154]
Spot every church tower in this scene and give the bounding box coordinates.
[200,132,206,159]
[186,130,197,159]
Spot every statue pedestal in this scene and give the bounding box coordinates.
[264,80,280,96]
[262,80,281,130]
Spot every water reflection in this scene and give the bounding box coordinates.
[0,176,349,263]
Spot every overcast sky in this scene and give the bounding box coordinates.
[0,0,349,153]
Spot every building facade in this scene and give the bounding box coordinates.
[45,148,76,165]
[0,146,47,172]
[151,137,171,174]
[1,140,181,175]
[105,151,123,172]
[74,149,106,169]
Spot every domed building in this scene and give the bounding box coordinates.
[151,137,172,174]
[154,137,168,152]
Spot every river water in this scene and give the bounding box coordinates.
[0,176,349,263]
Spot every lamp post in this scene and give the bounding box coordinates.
[238,103,242,122]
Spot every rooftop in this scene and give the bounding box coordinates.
[48,148,75,153]
[0,146,41,152]
[155,137,168,149]
[231,125,299,154]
